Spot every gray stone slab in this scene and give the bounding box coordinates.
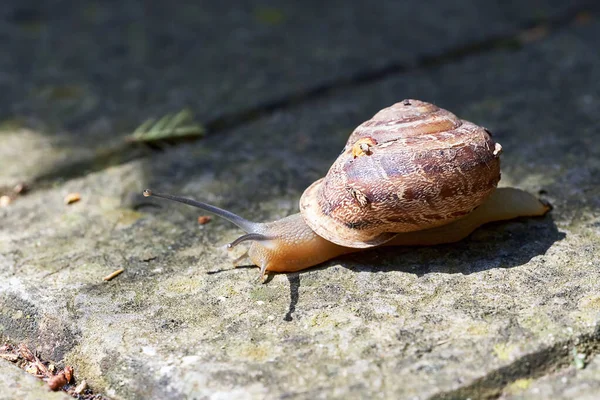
[0,0,596,186]
[1,12,600,400]
[502,355,600,399]
[0,360,71,400]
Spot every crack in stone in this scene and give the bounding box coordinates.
[429,325,600,400]
[202,2,600,135]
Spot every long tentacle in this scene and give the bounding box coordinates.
[143,189,263,233]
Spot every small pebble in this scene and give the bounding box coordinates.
[197,215,212,225]
[74,380,88,394]
[13,183,27,194]
[0,195,11,207]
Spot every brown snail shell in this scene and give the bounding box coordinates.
[300,99,502,248]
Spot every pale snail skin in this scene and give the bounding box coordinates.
[143,100,551,279]
[244,188,550,273]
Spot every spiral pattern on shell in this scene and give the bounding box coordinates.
[300,99,502,248]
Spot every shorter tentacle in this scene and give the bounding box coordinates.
[230,251,251,267]
[227,233,272,249]
[258,264,268,283]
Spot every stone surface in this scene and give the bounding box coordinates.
[2,4,600,400]
[0,0,596,187]
[502,354,600,399]
[0,360,71,400]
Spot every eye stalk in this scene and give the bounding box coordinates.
[142,189,270,245]
[141,189,341,281]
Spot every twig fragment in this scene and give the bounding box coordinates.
[64,193,81,205]
[103,268,124,281]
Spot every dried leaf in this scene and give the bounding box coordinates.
[47,372,68,391]
[25,363,40,375]
[0,353,19,362]
[34,359,50,377]
[127,109,205,143]
[18,344,35,362]
[64,366,74,382]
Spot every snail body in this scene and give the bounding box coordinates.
[245,187,550,273]
[144,100,550,279]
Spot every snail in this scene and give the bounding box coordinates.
[143,100,550,280]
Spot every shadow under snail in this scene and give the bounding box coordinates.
[144,100,551,281]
